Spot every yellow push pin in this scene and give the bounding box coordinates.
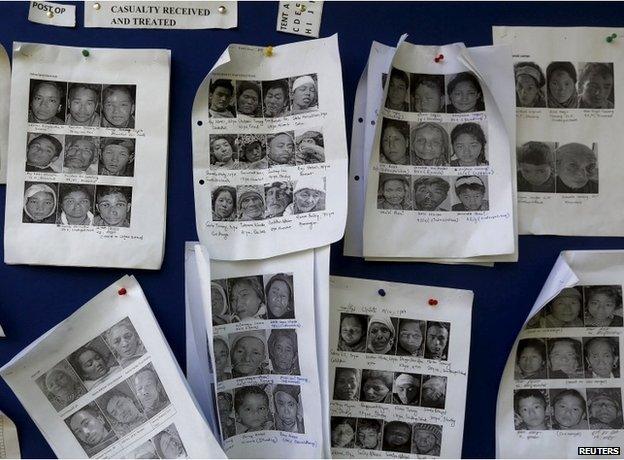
[46,11,54,18]
[218,5,227,14]
[300,4,307,12]
[264,46,274,57]
[93,2,101,10]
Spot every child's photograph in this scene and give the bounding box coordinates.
[365,315,398,355]
[295,129,325,164]
[547,337,584,379]
[62,135,99,175]
[582,285,624,327]
[236,185,266,221]
[95,380,148,437]
[451,175,489,212]
[515,338,548,380]
[67,336,122,391]
[22,182,59,224]
[234,385,275,434]
[98,137,135,177]
[228,330,269,378]
[577,62,614,109]
[101,84,136,129]
[101,317,146,367]
[227,275,267,321]
[411,423,442,456]
[395,319,426,357]
[93,185,132,228]
[392,372,421,406]
[210,134,239,169]
[412,176,451,212]
[57,183,96,226]
[514,62,547,108]
[382,420,412,453]
[264,273,295,319]
[235,80,263,119]
[379,118,410,165]
[424,321,450,361]
[25,132,64,173]
[355,418,382,450]
[28,79,66,125]
[587,388,623,429]
[236,134,268,170]
[64,402,118,457]
[268,329,300,375]
[264,182,293,219]
[272,384,305,433]
[554,142,598,194]
[583,336,620,378]
[333,367,360,401]
[208,79,236,118]
[217,391,236,440]
[420,375,447,409]
[546,62,579,109]
[330,416,356,448]
[262,79,291,118]
[377,174,412,211]
[337,313,368,353]
[290,74,318,114]
[35,359,87,412]
[445,72,485,113]
[517,141,556,193]
[539,287,584,328]
[359,369,393,404]
[549,388,589,430]
[410,122,451,166]
[66,83,102,126]
[513,389,551,430]
[450,122,488,167]
[385,68,410,112]
[410,73,445,113]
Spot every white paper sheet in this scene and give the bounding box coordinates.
[0,275,225,458]
[192,35,348,261]
[493,27,624,236]
[28,1,76,27]
[497,250,624,458]
[3,42,170,269]
[329,276,473,458]
[276,1,323,38]
[185,243,327,458]
[361,40,517,262]
[0,410,20,459]
[0,43,10,183]
[84,1,237,29]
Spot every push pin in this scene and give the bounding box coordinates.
[264,46,274,57]
[606,33,618,43]
[218,5,227,14]
[299,4,307,12]
[93,2,101,10]
[434,54,444,63]
[46,11,54,18]
[118,287,127,296]
[378,288,386,297]
[82,49,90,57]
[428,298,439,306]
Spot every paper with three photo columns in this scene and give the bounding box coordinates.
[0,410,20,459]
[358,38,517,263]
[0,43,10,183]
[0,275,225,459]
[3,42,170,269]
[191,34,348,261]
[496,250,624,458]
[184,242,331,458]
[329,276,472,458]
[493,27,624,236]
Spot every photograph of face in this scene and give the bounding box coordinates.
[583,337,620,378]
[446,72,484,113]
[264,273,295,319]
[36,360,87,411]
[292,181,325,215]
[411,423,442,456]
[516,141,556,193]
[587,388,623,430]
[29,79,66,125]
[577,62,614,109]
[229,330,268,378]
[392,373,421,406]
[295,129,325,164]
[359,370,393,404]
[103,317,146,367]
[96,380,147,437]
[264,182,293,219]
[385,68,409,111]
[514,62,546,108]
[65,402,118,456]
[330,417,356,448]
[234,385,274,433]
[411,74,445,113]
[208,79,236,118]
[152,424,188,458]
[63,136,99,175]
[355,418,382,450]
[57,183,95,226]
[555,143,598,194]
[515,338,548,380]
[213,336,232,382]
[410,122,450,167]
[333,367,360,401]
[211,280,231,325]
[210,135,238,169]
[101,84,136,128]
[513,389,550,430]
[382,420,412,453]
[549,388,589,430]
[267,132,296,167]
[546,61,578,109]
[237,134,268,170]
[98,138,135,177]
[23,182,59,224]
[450,122,488,167]
[236,80,262,118]
[412,176,451,212]
[217,391,236,441]
[94,185,132,228]
[337,313,368,353]
[67,336,121,390]
[379,118,410,165]
[366,315,397,355]
[420,375,447,409]
[396,319,425,356]
[211,186,237,222]
[268,329,300,375]
[25,133,63,173]
[236,185,266,221]
[290,74,318,114]
[272,384,304,433]
[547,337,584,379]
[425,321,450,361]
[66,83,101,127]
[452,176,489,212]
[541,288,584,328]
[262,79,290,118]
[583,285,623,327]
[128,363,170,419]
[377,174,411,211]
[227,276,267,321]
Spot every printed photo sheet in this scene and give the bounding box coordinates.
[3,43,170,269]
[497,251,624,458]
[493,27,624,236]
[362,40,517,262]
[0,410,20,459]
[0,275,225,459]
[329,276,473,458]
[0,43,9,183]
[192,34,348,260]
[185,243,327,458]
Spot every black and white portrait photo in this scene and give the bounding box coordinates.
[217,391,236,441]
[93,185,132,228]
[582,285,623,327]
[420,375,447,409]
[102,317,146,367]
[264,182,293,219]
[555,142,598,194]
[29,79,66,125]
[152,424,188,458]
[424,321,450,360]
[395,319,425,356]
[354,418,382,450]
[228,330,269,378]
[272,384,305,433]
[410,122,450,166]
[227,275,267,321]
[211,186,237,222]
[213,336,232,382]
[64,402,118,457]
[101,84,136,129]
[25,132,64,173]
[264,273,295,319]
[446,72,485,113]
[577,62,614,109]
[337,313,368,352]
[237,134,268,170]
[514,62,547,108]
[385,68,410,111]
[330,417,356,448]
[66,83,102,126]
[268,329,300,375]
[57,183,96,226]
[35,360,87,411]
[382,420,412,453]
[333,367,360,401]
[295,129,324,164]
[392,373,421,406]
[267,131,296,167]
[290,74,318,114]
[211,279,231,324]
[22,182,59,224]
[379,118,410,165]
[262,79,290,118]
[587,388,623,430]
[411,423,442,456]
[98,137,135,177]
[451,176,489,212]
[67,336,121,390]
[128,363,170,419]
[234,385,275,434]
[236,185,266,221]
[359,369,393,404]
[517,141,556,193]
[235,80,263,118]
[95,380,147,437]
[377,174,412,211]
[287,178,326,215]
[210,134,238,169]
[62,136,99,175]
[412,176,451,212]
[365,315,397,355]
[209,79,236,118]
[410,73,445,113]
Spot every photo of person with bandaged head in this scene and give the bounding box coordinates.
[365,315,397,355]
[285,176,326,215]
[392,373,421,406]
[22,182,58,224]
[290,74,318,114]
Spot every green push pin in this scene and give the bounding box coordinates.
[82,49,90,57]
[606,33,617,43]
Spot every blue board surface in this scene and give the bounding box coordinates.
[1,1,624,457]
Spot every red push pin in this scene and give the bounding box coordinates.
[434,54,444,63]
[428,298,438,306]
[118,287,127,296]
